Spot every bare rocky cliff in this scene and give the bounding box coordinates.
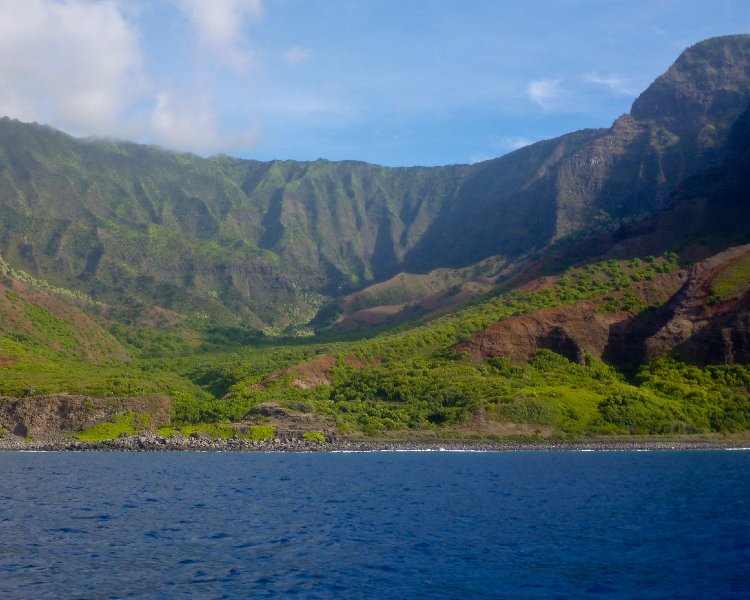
[457,245,750,367]
[641,246,750,364]
[0,395,171,438]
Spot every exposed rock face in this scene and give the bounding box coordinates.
[458,246,750,366]
[251,355,338,390]
[1,36,749,331]
[631,35,750,138]
[460,301,628,365]
[407,36,750,271]
[241,403,337,438]
[641,245,750,364]
[0,395,171,438]
[245,403,290,418]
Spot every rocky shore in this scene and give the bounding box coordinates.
[0,432,747,452]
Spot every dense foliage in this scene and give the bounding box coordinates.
[2,36,750,332]
[2,36,750,440]
[5,253,747,439]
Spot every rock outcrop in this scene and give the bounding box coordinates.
[241,403,337,438]
[0,394,171,438]
[252,355,338,390]
[641,246,750,364]
[458,245,750,366]
[459,301,628,365]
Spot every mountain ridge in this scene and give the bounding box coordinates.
[0,35,749,335]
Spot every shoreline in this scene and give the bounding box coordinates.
[1,433,748,452]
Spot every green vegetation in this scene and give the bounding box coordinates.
[708,253,750,304]
[3,252,747,439]
[303,432,326,442]
[246,425,277,440]
[76,413,149,442]
[1,36,750,442]
[176,423,237,439]
[3,34,747,335]
[24,305,78,352]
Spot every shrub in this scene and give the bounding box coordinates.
[248,425,276,440]
[76,412,148,442]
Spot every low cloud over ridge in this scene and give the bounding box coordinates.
[0,0,142,135]
[0,0,261,156]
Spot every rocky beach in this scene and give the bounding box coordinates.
[1,432,747,453]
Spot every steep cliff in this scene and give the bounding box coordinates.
[459,245,750,367]
[0,36,748,331]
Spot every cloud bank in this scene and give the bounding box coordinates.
[150,90,259,153]
[173,0,262,69]
[0,0,262,155]
[0,0,142,135]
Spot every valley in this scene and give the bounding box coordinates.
[1,35,749,445]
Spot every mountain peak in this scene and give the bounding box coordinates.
[631,34,750,127]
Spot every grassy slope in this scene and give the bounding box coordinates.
[4,251,747,440]
[4,37,750,439]
[3,31,747,335]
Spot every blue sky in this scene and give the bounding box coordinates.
[1,1,748,166]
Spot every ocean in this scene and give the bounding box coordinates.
[0,450,748,598]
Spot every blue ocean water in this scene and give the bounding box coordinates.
[0,451,748,599]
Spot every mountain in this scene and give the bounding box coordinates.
[1,35,749,333]
[327,35,750,328]
[0,122,472,331]
[0,36,750,443]
[405,35,750,264]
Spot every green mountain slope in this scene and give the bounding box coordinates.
[0,36,749,445]
[0,122,472,330]
[406,35,750,270]
[0,36,748,332]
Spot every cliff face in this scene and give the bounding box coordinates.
[456,270,687,365]
[458,245,750,367]
[459,301,629,365]
[406,35,750,270]
[0,395,171,438]
[641,246,750,364]
[550,35,750,240]
[631,35,750,136]
[0,36,749,331]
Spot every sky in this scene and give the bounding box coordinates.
[0,1,748,167]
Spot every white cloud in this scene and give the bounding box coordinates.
[527,79,562,111]
[149,91,259,154]
[585,72,635,95]
[285,46,312,67]
[0,0,143,135]
[173,0,262,69]
[0,0,261,156]
[493,135,535,151]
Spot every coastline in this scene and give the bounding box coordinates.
[0,433,748,452]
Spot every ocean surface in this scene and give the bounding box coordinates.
[0,450,748,599]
